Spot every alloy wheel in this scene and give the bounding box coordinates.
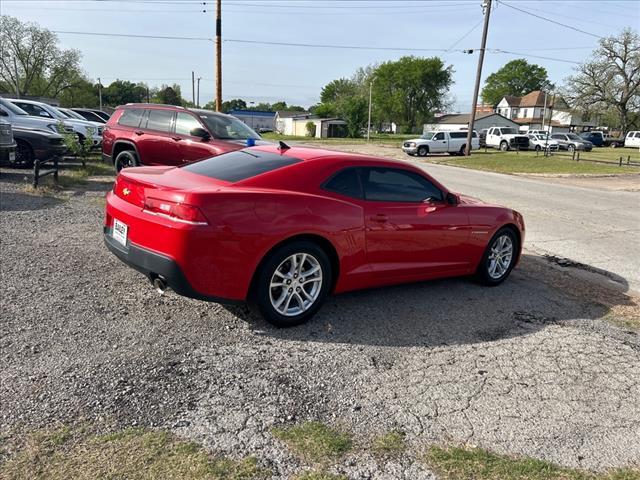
[487,234,513,280]
[269,253,323,317]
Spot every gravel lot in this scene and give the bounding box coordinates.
[1,169,639,478]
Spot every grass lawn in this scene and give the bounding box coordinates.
[425,150,640,175]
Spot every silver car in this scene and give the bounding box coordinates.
[0,98,75,135]
[551,133,593,152]
[7,98,102,147]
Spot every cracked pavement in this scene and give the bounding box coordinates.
[1,170,640,478]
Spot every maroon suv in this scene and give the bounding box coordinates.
[102,104,265,171]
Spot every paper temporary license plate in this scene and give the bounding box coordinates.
[9,151,15,162]
[113,218,128,246]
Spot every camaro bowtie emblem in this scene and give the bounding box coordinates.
[122,188,131,196]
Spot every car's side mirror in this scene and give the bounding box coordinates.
[190,127,210,141]
[446,192,459,205]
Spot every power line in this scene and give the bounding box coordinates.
[52,30,213,41]
[447,19,483,51]
[496,1,604,39]
[488,49,581,64]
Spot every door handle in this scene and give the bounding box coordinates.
[172,136,182,141]
[134,130,144,136]
[370,214,388,222]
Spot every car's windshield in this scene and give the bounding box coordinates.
[499,128,519,135]
[48,106,70,119]
[196,112,260,140]
[420,132,436,140]
[0,99,27,115]
[61,109,86,120]
[567,133,581,140]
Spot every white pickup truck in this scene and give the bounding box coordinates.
[485,127,530,151]
[402,130,479,157]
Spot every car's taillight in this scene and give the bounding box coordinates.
[143,197,208,225]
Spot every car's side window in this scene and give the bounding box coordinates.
[361,167,443,203]
[175,112,203,136]
[19,103,51,118]
[434,132,445,140]
[323,168,363,199]
[145,109,174,132]
[118,108,145,127]
[0,108,7,117]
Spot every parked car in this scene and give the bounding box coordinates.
[485,127,530,151]
[58,107,102,125]
[102,103,266,172]
[11,126,67,168]
[7,98,103,147]
[579,131,604,147]
[72,108,110,123]
[551,133,593,152]
[624,131,640,148]
[0,120,17,166]
[402,130,479,157]
[104,144,525,327]
[0,98,75,135]
[602,133,624,148]
[528,129,551,136]
[527,134,559,151]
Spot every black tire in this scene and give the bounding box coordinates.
[11,140,35,168]
[459,144,466,155]
[568,144,576,152]
[476,227,519,286]
[114,150,139,173]
[499,141,509,151]
[417,146,428,157]
[535,145,541,151]
[252,241,332,327]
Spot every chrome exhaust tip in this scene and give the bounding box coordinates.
[152,276,168,295]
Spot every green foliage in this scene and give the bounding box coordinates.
[317,77,368,137]
[481,59,553,106]
[0,16,83,98]
[272,421,353,463]
[220,98,247,113]
[55,121,95,165]
[372,56,453,132]
[153,84,183,106]
[1,426,271,480]
[305,121,317,137]
[58,78,99,108]
[425,445,640,480]
[103,79,148,106]
[564,28,640,132]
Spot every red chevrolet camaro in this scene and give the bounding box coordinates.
[104,144,525,327]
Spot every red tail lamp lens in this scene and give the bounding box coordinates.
[144,197,208,225]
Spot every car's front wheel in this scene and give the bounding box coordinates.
[477,228,518,286]
[535,144,541,151]
[12,140,35,168]
[500,141,509,151]
[114,150,139,173]
[568,144,576,152]
[417,146,429,157]
[253,241,332,327]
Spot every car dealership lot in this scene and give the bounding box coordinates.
[1,170,639,478]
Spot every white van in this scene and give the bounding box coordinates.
[624,131,640,148]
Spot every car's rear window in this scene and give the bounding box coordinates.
[182,150,302,182]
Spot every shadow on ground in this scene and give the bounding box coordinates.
[224,254,632,348]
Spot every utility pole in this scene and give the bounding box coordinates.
[97,77,103,110]
[13,58,19,97]
[465,0,492,156]
[367,79,374,141]
[197,77,202,108]
[215,0,222,111]
[192,71,196,106]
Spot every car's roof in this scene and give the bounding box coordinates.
[248,144,409,166]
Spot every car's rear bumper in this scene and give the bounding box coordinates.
[104,229,241,305]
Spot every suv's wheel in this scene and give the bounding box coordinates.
[476,227,518,286]
[500,141,509,151]
[458,144,467,156]
[12,140,35,168]
[417,145,429,157]
[253,241,332,327]
[535,144,541,151]
[114,150,139,173]
[568,144,576,152]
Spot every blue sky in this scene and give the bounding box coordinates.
[2,0,638,111]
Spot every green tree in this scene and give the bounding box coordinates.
[58,78,99,107]
[373,56,453,132]
[154,84,182,105]
[220,98,247,112]
[316,78,368,137]
[481,59,553,106]
[102,80,147,106]
[564,28,640,133]
[0,16,84,98]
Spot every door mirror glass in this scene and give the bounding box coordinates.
[190,127,210,140]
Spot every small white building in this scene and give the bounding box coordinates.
[496,91,597,133]
[292,117,348,138]
[228,110,275,132]
[423,112,519,133]
[275,111,316,135]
